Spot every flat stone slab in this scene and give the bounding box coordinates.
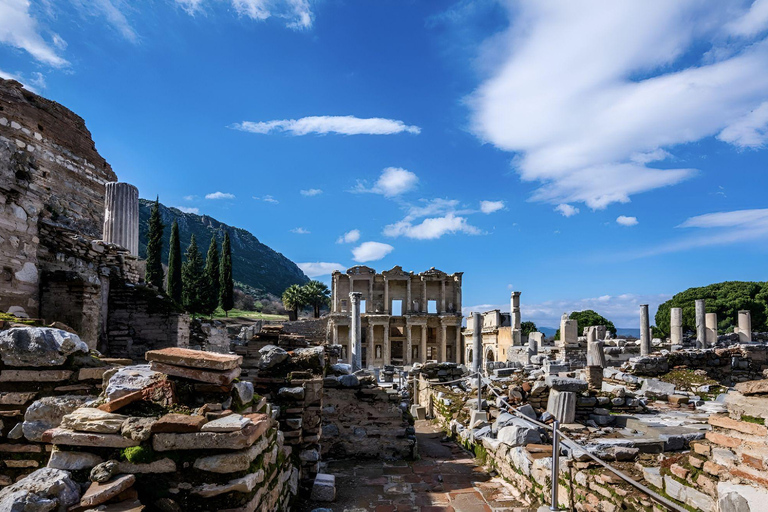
[148,361,240,385]
[152,414,270,451]
[42,428,140,448]
[735,379,768,395]
[47,448,103,470]
[104,365,164,401]
[201,414,252,433]
[151,413,206,433]
[0,369,72,382]
[81,474,136,507]
[60,408,128,434]
[0,392,37,405]
[545,376,588,392]
[145,347,242,371]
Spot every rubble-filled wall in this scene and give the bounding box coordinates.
[0,78,116,317]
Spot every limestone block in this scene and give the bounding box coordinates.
[47,448,104,471]
[640,378,675,398]
[116,459,176,474]
[546,390,577,424]
[545,376,588,393]
[145,347,241,371]
[192,471,264,498]
[0,468,80,510]
[201,414,252,433]
[43,428,140,448]
[496,418,542,447]
[0,369,73,382]
[311,473,336,502]
[104,365,164,401]
[258,345,289,369]
[151,413,206,433]
[193,435,270,473]
[80,474,136,508]
[148,361,240,385]
[60,408,128,434]
[153,414,269,452]
[0,327,88,367]
[22,395,91,442]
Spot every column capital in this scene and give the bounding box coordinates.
[349,291,362,303]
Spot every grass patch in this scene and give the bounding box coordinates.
[211,307,288,321]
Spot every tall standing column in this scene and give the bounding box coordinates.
[440,323,447,362]
[670,307,683,346]
[511,291,522,346]
[103,182,139,256]
[422,280,427,312]
[455,327,462,364]
[440,281,446,313]
[350,292,362,371]
[695,299,707,348]
[420,325,427,363]
[368,324,375,367]
[406,279,412,314]
[384,324,391,365]
[471,314,482,374]
[705,313,718,346]
[640,304,651,356]
[405,325,412,366]
[383,277,389,314]
[738,310,752,342]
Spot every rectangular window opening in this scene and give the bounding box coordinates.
[391,299,402,316]
[360,299,366,314]
[428,300,437,314]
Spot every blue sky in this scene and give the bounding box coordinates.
[3,0,768,327]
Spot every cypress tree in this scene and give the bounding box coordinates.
[203,235,220,316]
[166,220,182,303]
[182,235,205,316]
[145,197,165,289]
[219,232,234,317]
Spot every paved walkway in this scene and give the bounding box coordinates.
[296,420,535,512]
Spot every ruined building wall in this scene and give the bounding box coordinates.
[0,78,116,317]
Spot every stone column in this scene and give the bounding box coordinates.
[640,304,651,356]
[546,390,576,423]
[440,281,446,313]
[422,280,427,311]
[456,281,462,314]
[420,325,427,363]
[384,323,391,365]
[332,274,338,312]
[455,327,462,364]
[705,313,718,346]
[695,299,707,348]
[332,322,338,346]
[405,324,412,366]
[383,277,389,314]
[510,291,521,329]
[103,182,139,256]
[738,310,752,342]
[350,292,362,371]
[368,278,373,310]
[406,279,412,314]
[670,307,683,346]
[471,314,482,374]
[368,324,375,367]
[440,323,447,362]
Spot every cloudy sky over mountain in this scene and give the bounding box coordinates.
[3,0,768,326]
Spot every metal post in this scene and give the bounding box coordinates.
[550,420,560,511]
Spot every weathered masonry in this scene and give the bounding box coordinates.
[328,266,463,366]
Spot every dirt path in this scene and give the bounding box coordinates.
[295,420,535,512]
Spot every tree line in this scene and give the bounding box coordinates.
[281,281,331,320]
[145,198,235,317]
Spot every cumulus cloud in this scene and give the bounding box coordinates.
[337,229,361,244]
[468,2,768,209]
[616,215,638,226]
[298,262,345,277]
[205,191,235,200]
[465,293,671,329]
[0,0,68,67]
[352,241,394,262]
[354,167,419,197]
[231,116,420,136]
[290,227,310,234]
[300,188,323,196]
[480,200,505,214]
[176,0,313,29]
[383,198,482,240]
[555,204,579,217]
[175,206,200,214]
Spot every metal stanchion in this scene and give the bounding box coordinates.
[550,420,560,511]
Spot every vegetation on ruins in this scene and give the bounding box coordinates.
[203,235,220,316]
[303,280,331,318]
[521,321,538,337]
[219,232,234,316]
[181,235,207,316]
[145,197,165,289]
[655,281,768,336]
[281,284,306,320]
[554,310,617,339]
[166,220,182,303]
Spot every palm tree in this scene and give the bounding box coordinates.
[282,284,307,321]
[303,280,331,318]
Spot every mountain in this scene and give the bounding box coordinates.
[138,199,308,297]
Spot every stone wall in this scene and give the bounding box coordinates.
[0,78,116,317]
[280,318,328,344]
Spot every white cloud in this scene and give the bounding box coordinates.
[616,215,638,226]
[176,0,313,29]
[183,195,197,201]
[678,208,768,229]
[468,2,768,209]
[260,195,279,204]
[300,188,323,197]
[480,200,505,214]
[205,191,236,200]
[354,167,419,197]
[175,0,206,15]
[384,213,481,240]
[175,206,200,214]
[297,261,345,277]
[464,292,671,329]
[231,116,420,136]
[718,101,768,148]
[0,0,68,67]
[70,0,138,43]
[336,229,360,244]
[291,227,310,234]
[352,241,394,262]
[555,203,579,217]
[0,69,41,93]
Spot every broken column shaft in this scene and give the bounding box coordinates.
[738,310,752,342]
[695,299,707,348]
[640,304,651,356]
[670,307,683,346]
[103,182,139,256]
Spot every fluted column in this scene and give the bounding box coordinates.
[103,182,139,256]
[350,292,362,371]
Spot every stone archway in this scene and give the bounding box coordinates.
[485,347,495,363]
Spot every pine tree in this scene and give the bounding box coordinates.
[166,220,182,303]
[203,235,220,316]
[145,197,165,289]
[219,232,234,317]
[182,235,206,316]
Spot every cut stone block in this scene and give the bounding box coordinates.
[80,474,136,507]
[311,473,336,502]
[153,414,269,452]
[148,361,240,385]
[546,390,577,424]
[47,448,103,470]
[0,370,72,382]
[151,413,206,433]
[60,408,128,434]
[42,428,140,448]
[145,347,242,371]
[201,414,252,433]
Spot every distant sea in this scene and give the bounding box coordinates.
[538,327,640,339]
